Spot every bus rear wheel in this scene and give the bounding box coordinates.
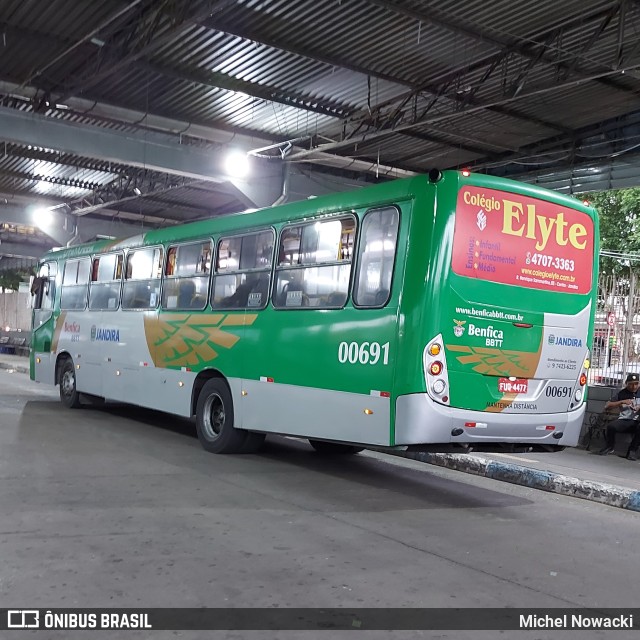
[59,358,82,409]
[195,379,247,454]
[308,439,364,455]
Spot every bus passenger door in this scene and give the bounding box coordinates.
[30,263,57,385]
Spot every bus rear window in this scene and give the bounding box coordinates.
[451,185,594,294]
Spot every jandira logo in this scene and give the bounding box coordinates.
[90,325,120,342]
[453,319,466,337]
[549,334,583,347]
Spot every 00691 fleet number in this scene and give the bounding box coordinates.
[545,385,571,398]
[338,341,390,365]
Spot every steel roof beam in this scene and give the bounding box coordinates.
[1,22,350,121]
[54,1,239,102]
[0,201,156,248]
[139,60,347,119]
[288,59,640,162]
[470,109,640,174]
[0,80,274,149]
[0,105,230,184]
[0,166,105,193]
[18,0,145,89]
[370,0,632,95]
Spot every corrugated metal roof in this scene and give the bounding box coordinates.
[0,0,639,260]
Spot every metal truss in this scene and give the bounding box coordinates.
[55,168,197,217]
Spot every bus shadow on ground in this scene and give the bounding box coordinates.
[20,400,534,511]
[258,437,533,510]
[97,403,533,511]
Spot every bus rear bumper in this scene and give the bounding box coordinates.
[395,393,584,449]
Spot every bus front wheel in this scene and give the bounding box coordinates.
[59,358,82,409]
[309,440,364,455]
[195,379,246,454]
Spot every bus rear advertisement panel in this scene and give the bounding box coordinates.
[451,184,594,293]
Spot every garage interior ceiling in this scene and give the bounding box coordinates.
[1,0,640,266]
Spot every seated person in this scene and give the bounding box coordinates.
[326,291,346,307]
[277,273,306,307]
[374,289,390,306]
[598,373,640,460]
[221,280,253,308]
[177,280,196,309]
[248,275,269,307]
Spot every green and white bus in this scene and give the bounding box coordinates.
[30,170,598,455]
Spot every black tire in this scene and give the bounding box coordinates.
[59,358,82,409]
[309,439,364,455]
[195,379,246,453]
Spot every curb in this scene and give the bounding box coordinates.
[385,450,640,513]
[0,361,29,375]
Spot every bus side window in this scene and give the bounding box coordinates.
[273,217,354,309]
[212,230,274,310]
[353,207,400,308]
[61,258,90,310]
[162,240,211,311]
[122,247,162,310]
[88,252,123,311]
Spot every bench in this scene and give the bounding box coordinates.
[584,411,618,451]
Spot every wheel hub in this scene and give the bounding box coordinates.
[202,392,225,440]
[61,369,75,396]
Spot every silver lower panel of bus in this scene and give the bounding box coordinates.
[394,392,584,447]
[33,352,54,385]
[239,378,392,445]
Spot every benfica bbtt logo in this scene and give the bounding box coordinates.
[453,319,466,337]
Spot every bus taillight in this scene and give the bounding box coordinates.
[424,335,450,406]
[429,361,443,376]
[568,350,590,410]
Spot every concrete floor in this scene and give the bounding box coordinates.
[1,369,639,640]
